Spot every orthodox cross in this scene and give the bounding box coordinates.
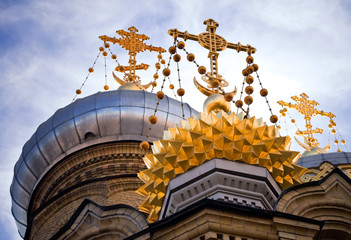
[99,26,165,85]
[278,93,335,149]
[168,19,256,95]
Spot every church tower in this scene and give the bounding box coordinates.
[11,20,351,240]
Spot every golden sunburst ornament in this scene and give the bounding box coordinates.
[136,111,306,222]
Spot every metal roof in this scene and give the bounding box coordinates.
[297,152,351,168]
[10,89,198,237]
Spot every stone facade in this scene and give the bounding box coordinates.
[26,142,149,239]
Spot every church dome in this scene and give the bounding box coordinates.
[297,152,351,168]
[10,89,198,237]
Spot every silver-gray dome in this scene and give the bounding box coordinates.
[297,152,351,168]
[10,89,198,237]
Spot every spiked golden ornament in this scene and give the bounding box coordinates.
[137,110,305,223]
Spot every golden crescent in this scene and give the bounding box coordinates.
[193,77,216,97]
[113,72,126,86]
[294,136,310,151]
[226,86,237,96]
[141,81,153,90]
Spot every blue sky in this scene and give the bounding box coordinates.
[1,0,351,239]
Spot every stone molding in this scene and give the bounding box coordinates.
[160,158,282,219]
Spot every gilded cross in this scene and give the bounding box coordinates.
[168,19,256,95]
[278,93,335,149]
[99,27,165,88]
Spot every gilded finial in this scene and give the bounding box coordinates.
[278,93,336,156]
[99,27,166,90]
[168,19,257,114]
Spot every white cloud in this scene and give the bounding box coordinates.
[1,0,351,238]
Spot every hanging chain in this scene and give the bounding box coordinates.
[72,51,101,102]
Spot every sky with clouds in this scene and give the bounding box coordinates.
[1,0,351,239]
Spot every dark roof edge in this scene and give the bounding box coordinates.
[126,198,324,240]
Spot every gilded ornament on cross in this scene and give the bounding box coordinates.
[169,19,256,95]
[278,93,337,154]
[99,26,166,90]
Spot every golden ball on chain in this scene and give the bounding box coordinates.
[270,115,278,123]
[277,125,281,129]
[335,140,339,144]
[282,113,286,117]
[332,129,336,134]
[161,59,166,64]
[245,86,254,95]
[102,51,108,57]
[140,141,150,150]
[155,63,161,69]
[169,46,176,54]
[328,124,332,129]
[244,96,253,105]
[327,145,331,150]
[99,47,104,52]
[169,84,174,89]
[177,41,185,49]
[291,119,296,123]
[76,89,82,94]
[156,91,165,100]
[153,73,159,79]
[163,68,171,76]
[88,68,94,73]
[104,43,110,48]
[245,75,254,84]
[152,81,157,87]
[157,54,163,60]
[211,80,220,88]
[260,88,268,97]
[149,115,158,124]
[224,93,233,102]
[341,139,346,144]
[247,66,254,74]
[246,56,254,64]
[104,85,109,90]
[177,88,185,96]
[235,100,243,108]
[187,53,195,62]
[242,69,249,77]
[252,64,259,72]
[337,149,342,152]
[111,54,117,60]
[173,54,181,62]
[198,66,206,75]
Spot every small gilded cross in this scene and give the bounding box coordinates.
[99,27,165,89]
